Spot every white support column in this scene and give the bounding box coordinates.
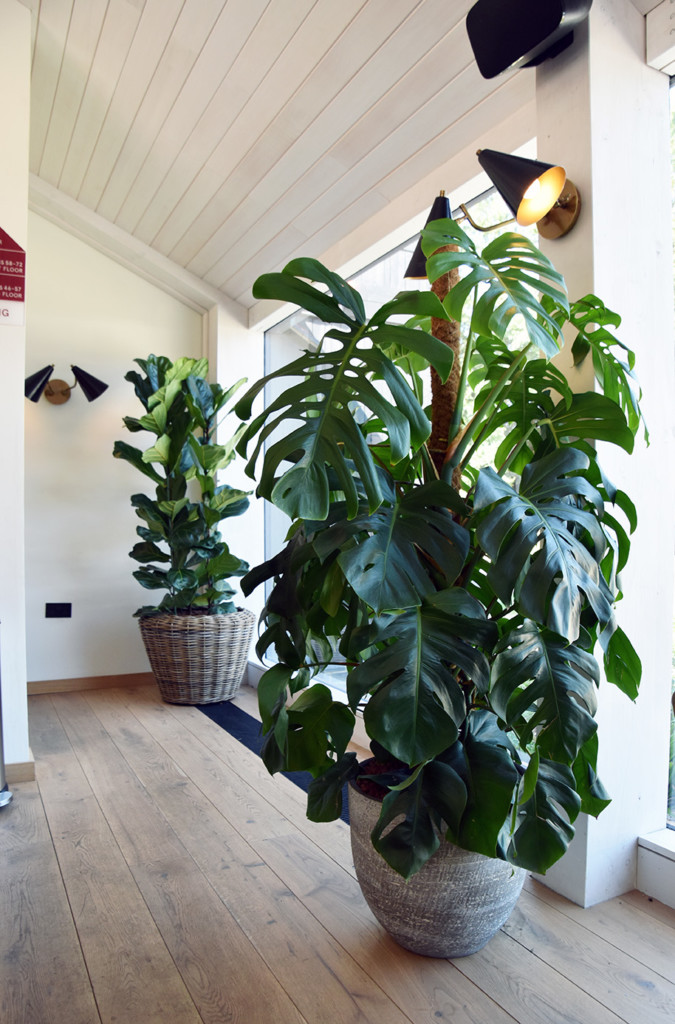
[205,303,266,628]
[0,1,31,773]
[534,0,675,906]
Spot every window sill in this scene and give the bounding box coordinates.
[637,829,675,909]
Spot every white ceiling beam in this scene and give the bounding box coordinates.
[646,0,675,72]
[28,175,247,321]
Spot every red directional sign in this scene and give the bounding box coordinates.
[0,227,25,300]
[0,227,26,325]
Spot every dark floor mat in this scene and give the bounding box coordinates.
[197,698,350,824]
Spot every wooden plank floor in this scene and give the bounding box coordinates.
[1,685,674,1024]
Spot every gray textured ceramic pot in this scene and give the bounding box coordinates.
[348,774,526,958]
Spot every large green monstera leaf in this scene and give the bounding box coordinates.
[490,623,600,763]
[312,478,470,613]
[235,259,454,521]
[474,448,616,643]
[347,592,497,765]
[421,220,568,358]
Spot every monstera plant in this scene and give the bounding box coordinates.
[235,219,644,880]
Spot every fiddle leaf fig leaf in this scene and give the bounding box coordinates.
[205,549,248,578]
[113,440,163,484]
[139,403,167,435]
[142,434,171,467]
[184,375,214,428]
[129,541,170,564]
[133,567,170,590]
[166,568,199,592]
[157,498,189,520]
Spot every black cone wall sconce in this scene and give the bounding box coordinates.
[404,192,453,279]
[25,364,109,404]
[405,148,581,278]
[477,149,580,239]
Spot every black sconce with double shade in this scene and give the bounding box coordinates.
[24,364,109,404]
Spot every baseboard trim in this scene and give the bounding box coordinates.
[28,671,155,696]
[6,758,36,783]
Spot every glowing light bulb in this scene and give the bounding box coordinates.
[516,167,566,226]
[523,178,542,201]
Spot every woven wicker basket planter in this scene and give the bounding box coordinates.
[349,772,526,958]
[139,608,256,704]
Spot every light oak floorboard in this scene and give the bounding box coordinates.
[455,927,625,1024]
[85,686,415,1024]
[0,781,101,1024]
[262,831,519,1024]
[46,691,308,1024]
[8,685,674,1024]
[500,889,675,1024]
[29,696,202,1024]
[619,887,675,930]
[137,685,355,869]
[523,876,675,984]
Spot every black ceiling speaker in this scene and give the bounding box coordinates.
[466,0,593,79]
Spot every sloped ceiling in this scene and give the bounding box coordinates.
[19,0,657,313]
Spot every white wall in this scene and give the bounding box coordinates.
[206,303,266,630]
[24,214,204,681]
[0,1,30,766]
[534,0,675,906]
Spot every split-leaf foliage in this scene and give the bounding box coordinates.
[236,219,644,879]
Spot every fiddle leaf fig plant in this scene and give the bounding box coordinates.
[114,355,250,617]
[236,219,644,880]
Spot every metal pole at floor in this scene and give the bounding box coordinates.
[0,629,13,808]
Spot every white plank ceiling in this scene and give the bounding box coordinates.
[16,0,659,312]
